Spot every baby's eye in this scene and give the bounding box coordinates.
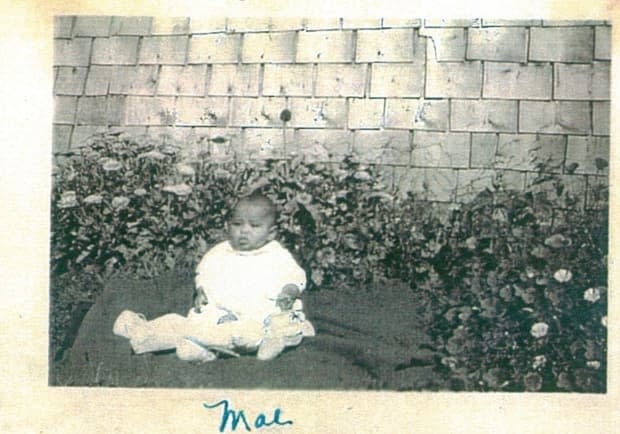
[251,223,261,228]
[231,221,242,226]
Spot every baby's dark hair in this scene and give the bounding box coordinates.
[231,192,277,225]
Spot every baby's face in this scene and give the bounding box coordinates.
[227,202,275,251]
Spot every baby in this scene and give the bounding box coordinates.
[113,192,314,362]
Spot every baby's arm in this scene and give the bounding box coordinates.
[192,287,238,324]
[273,248,306,311]
[194,243,219,313]
[275,283,302,311]
[193,286,209,313]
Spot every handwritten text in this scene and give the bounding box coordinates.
[203,399,293,432]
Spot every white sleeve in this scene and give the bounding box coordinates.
[194,242,224,291]
[194,254,210,291]
[281,250,306,312]
[277,247,307,292]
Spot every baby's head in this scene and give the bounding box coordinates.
[227,192,277,251]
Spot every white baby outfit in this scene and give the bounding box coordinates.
[195,239,306,323]
[113,240,312,361]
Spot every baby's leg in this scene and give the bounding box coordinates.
[118,306,264,359]
[125,304,224,352]
[176,339,217,362]
[186,318,264,351]
[128,311,230,362]
[128,312,196,354]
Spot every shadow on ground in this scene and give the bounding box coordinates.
[51,272,444,390]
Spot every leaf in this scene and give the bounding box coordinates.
[196,236,208,253]
[183,210,198,220]
[113,244,131,259]
[246,176,270,193]
[595,158,608,171]
[164,255,176,269]
[210,136,227,144]
[76,251,90,264]
[544,234,571,248]
[364,191,394,202]
[311,268,324,286]
[565,162,579,174]
[532,174,554,185]
[304,203,323,225]
[172,233,190,245]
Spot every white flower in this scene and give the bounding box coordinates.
[58,191,78,208]
[161,145,179,155]
[587,361,601,370]
[138,150,166,160]
[531,246,547,258]
[312,268,324,285]
[544,234,572,248]
[583,287,601,303]
[530,322,549,338]
[134,188,147,196]
[353,170,372,181]
[532,355,547,369]
[317,247,336,265]
[492,207,508,223]
[458,307,473,321]
[83,194,103,205]
[525,267,536,279]
[176,163,195,177]
[305,174,323,185]
[601,316,607,327]
[111,196,130,209]
[343,233,361,250]
[213,168,231,179]
[441,357,458,370]
[162,183,192,196]
[101,159,122,171]
[295,193,313,205]
[465,237,477,250]
[553,269,573,283]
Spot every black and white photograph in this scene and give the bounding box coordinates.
[1,2,617,433]
[48,15,610,393]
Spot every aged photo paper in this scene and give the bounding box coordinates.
[0,0,618,432]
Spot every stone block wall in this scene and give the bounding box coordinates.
[53,17,610,205]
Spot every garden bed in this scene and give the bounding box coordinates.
[50,133,608,392]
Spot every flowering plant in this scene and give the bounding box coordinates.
[50,132,398,359]
[232,156,396,287]
[51,133,395,288]
[406,174,608,392]
[51,132,608,392]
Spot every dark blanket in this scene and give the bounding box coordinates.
[52,272,439,390]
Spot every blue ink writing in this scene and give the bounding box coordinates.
[203,399,293,432]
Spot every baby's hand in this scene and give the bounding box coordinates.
[194,287,209,313]
[276,284,300,311]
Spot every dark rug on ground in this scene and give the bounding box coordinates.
[50,272,443,390]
